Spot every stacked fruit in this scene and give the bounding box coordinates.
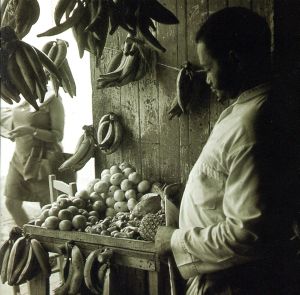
[97,35,154,89]
[0,227,51,286]
[97,112,123,154]
[0,26,61,110]
[32,162,167,239]
[42,39,76,98]
[1,0,40,39]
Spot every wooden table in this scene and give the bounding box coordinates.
[23,225,169,295]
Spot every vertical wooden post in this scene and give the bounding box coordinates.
[27,272,49,295]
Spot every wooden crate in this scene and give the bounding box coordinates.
[23,225,170,295]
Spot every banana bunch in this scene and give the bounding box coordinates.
[84,248,113,294]
[168,62,196,120]
[0,26,62,110]
[42,39,76,98]
[0,228,51,286]
[58,125,97,172]
[97,37,154,88]
[108,0,179,53]
[54,242,84,295]
[1,0,40,39]
[37,0,178,59]
[97,112,123,155]
[37,0,109,60]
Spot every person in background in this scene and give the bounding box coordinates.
[3,85,65,227]
[155,7,299,295]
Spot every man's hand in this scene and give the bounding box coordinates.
[8,126,34,139]
[155,226,176,261]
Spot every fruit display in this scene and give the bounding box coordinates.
[97,35,154,89]
[0,26,62,109]
[30,161,170,242]
[0,226,51,286]
[1,0,40,39]
[58,125,97,172]
[37,0,179,58]
[97,112,123,154]
[42,39,76,98]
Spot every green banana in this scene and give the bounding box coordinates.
[54,0,73,26]
[0,240,13,284]
[37,2,85,37]
[68,245,84,295]
[7,53,39,110]
[30,238,51,278]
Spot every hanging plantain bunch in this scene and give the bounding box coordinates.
[1,0,40,40]
[0,26,62,110]
[37,0,179,59]
[41,40,77,98]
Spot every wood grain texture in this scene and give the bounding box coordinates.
[91,0,275,187]
[187,0,211,166]
[157,0,181,184]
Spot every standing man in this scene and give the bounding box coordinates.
[155,7,299,295]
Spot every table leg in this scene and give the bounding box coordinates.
[148,271,163,295]
[27,272,49,295]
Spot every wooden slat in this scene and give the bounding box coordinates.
[157,0,181,184]
[228,0,251,7]
[139,50,160,181]
[24,225,155,252]
[207,0,229,133]
[187,0,210,166]
[177,0,190,185]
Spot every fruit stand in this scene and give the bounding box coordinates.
[1,0,293,294]
[23,225,169,295]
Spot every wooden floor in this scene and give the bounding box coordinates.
[0,176,61,295]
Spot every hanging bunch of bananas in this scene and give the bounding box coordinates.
[97,35,154,88]
[0,227,51,286]
[0,26,62,110]
[1,0,40,39]
[54,242,85,295]
[168,62,195,120]
[37,0,178,59]
[106,0,179,53]
[97,112,123,155]
[42,39,77,98]
[37,0,109,60]
[83,248,113,294]
[58,125,97,172]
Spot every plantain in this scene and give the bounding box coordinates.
[53,39,68,68]
[0,240,11,270]
[176,61,194,113]
[60,59,76,97]
[6,53,39,110]
[41,40,56,55]
[68,245,84,295]
[15,46,37,97]
[30,238,51,278]
[33,45,62,83]
[21,41,48,90]
[54,0,74,26]
[0,240,13,284]
[101,118,123,155]
[8,237,31,285]
[16,242,39,284]
[58,125,96,172]
[37,2,85,37]
[84,249,103,294]
[99,120,115,149]
[6,236,27,285]
[107,50,124,73]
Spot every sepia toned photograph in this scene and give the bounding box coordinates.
[1,0,299,294]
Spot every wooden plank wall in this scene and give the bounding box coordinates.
[91,0,274,185]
